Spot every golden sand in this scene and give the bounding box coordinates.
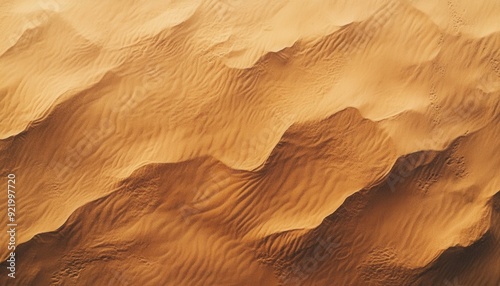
[0,0,499,285]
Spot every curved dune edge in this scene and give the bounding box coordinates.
[414,191,500,285]
[3,101,493,253]
[1,0,499,284]
[3,0,499,141]
[256,125,498,274]
[0,111,498,285]
[0,107,397,251]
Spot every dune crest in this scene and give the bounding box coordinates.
[0,0,499,285]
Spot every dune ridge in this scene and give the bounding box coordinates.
[1,0,499,285]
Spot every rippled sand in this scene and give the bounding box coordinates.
[0,0,499,285]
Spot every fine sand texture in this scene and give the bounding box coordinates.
[0,0,499,285]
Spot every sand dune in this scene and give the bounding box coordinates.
[0,0,499,285]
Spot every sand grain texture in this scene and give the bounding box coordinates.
[0,0,499,285]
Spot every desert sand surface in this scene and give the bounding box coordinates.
[0,0,499,285]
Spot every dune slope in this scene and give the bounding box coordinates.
[0,0,499,285]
